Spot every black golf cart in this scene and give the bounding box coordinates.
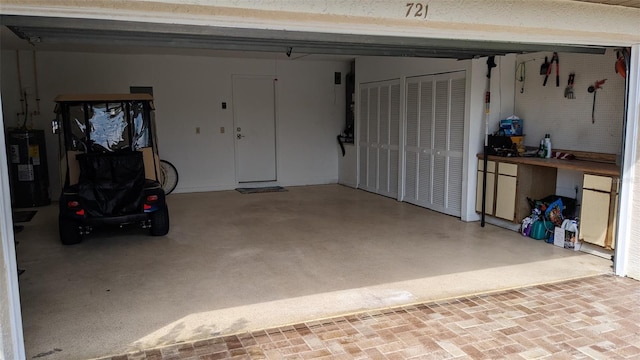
[53,94,169,244]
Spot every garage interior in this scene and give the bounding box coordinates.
[0,8,630,360]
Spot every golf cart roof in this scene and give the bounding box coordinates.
[54,93,153,103]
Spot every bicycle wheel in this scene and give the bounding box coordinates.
[159,160,179,195]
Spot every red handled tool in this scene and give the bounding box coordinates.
[543,52,559,87]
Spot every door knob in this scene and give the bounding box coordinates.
[237,133,245,139]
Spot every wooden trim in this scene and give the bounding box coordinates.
[554,149,617,164]
[478,154,620,177]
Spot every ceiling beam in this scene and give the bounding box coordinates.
[1,15,608,59]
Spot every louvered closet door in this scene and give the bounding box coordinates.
[358,87,370,191]
[358,80,401,198]
[367,87,379,192]
[403,71,465,217]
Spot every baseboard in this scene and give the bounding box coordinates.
[579,242,614,260]
[482,215,521,232]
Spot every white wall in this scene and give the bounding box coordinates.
[1,50,350,196]
[515,50,625,154]
[514,50,626,206]
[355,55,516,221]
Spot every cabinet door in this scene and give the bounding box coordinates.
[358,80,400,198]
[580,189,611,247]
[403,72,465,217]
[476,160,495,215]
[495,174,517,221]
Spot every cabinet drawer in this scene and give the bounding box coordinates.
[498,162,518,176]
[584,174,612,192]
[478,159,496,173]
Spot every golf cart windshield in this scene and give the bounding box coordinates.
[64,100,151,152]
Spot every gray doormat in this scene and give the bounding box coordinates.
[13,210,37,223]
[235,186,287,194]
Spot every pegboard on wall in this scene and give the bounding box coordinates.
[514,49,625,155]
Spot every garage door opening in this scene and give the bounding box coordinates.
[0,10,636,359]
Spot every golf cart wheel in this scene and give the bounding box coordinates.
[59,217,82,245]
[149,208,170,236]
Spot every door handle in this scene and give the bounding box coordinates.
[237,134,245,139]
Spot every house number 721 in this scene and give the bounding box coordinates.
[405,3,428,19]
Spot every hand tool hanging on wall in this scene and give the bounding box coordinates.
[516,62,526,93]
[615,50,627,79]
[564,73,575,99]
[543,52,559,87]
[587,79,606,124]
[481,56,497,228]
[539,56,549,75]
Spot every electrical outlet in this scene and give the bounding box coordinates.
[220,127,225,134]
[196,127,200,134]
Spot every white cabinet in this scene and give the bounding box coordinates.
[476,159,556,223]
[580,174,617,249]
[476,160,495,215]
[495,163,518,221]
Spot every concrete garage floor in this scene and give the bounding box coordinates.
[14,184,611,360]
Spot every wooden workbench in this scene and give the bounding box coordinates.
[478,154,620,177]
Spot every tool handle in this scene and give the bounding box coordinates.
[555,55,560,87]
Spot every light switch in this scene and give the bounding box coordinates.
[220,127,225,134]
[196,127,200,134]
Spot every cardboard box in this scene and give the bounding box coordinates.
[500,118,523,136]
[554,226,581,251]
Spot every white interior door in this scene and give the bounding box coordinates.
[404,71,465,217]
[358,80,400,198]
[232,75,276,183]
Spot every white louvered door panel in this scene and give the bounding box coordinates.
[404,81,420,202]
[417,80,433,204]
[358,80,400,199]
[388,83,400,198]
[446,77,466,215]
[358,87,369,189]
[431,79,449,212]
[378,86,390,195]
[367,87,379,192]
[403,71,465,217]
